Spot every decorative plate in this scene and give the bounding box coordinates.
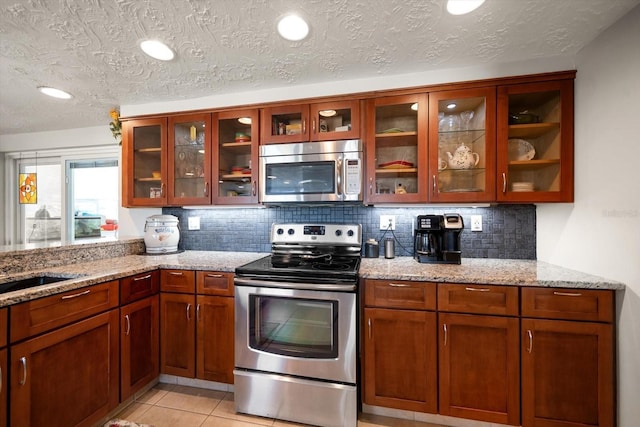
[379,160,414,168]
[508,139,535,161]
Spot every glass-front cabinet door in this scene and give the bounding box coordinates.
[122,117,168,207]
[309,100,360,141]
[497,79,574,202]
[429,88,496,202]
[365,94,428,204]
[261,104,310,144]
[213,109,259,204]
[168,113,211,205]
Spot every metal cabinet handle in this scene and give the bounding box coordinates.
[389,283,410,288]
[186,303,191,321]
[443,324,448,346]
[169,271,184,276]
[161,182,166,198]
[19,357,27,386]
[206,274,224,278]
[368,318,372,340]
[553,291,582,297]
[302,119,306,134]
[61,289,90,300]
[312,118,316,133]
[252,180,257,196]
[527,329,533,353]
[204,181,209,196]
[465,287,490,292]
[433,175,437,194]
[196,303,201,321]
[125,314,131,336]
[133,274,152,281]
[369,177,374,195]
[502,173,507,193]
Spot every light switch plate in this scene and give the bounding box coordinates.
[188,216,200,230]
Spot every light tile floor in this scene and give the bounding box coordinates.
[112,383,447,427]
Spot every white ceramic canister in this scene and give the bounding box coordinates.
[144,214,180,254]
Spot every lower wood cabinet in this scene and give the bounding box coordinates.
[9,309,120,427]
[363,280,438,413]
[121,295,159,400]
[160,269,235,384]
[160,292,196,377]
[196,295,234,383]
[0,348,6,427]
[521,287,615,427]
[438,313,520,424]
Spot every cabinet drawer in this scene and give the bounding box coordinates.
[364,279,436,310]
[521,287,614,322]
[10,280,119,343]
[120,270,159,304]
[196,271,233,296]
[438,283,519,316]
[160,269,195,293]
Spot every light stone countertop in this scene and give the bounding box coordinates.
[360,257,625,290]
[0,252,624,308]
[0,251,267,307]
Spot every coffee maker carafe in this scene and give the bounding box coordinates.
[414,214,464,264]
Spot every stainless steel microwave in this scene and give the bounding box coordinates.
[259,140,363,204]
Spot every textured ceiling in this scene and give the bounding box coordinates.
[1,0,638,136]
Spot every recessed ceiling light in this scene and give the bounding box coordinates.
[277,14,309,41]
[319,110,336,117]
[238,117,252,124]
[38,86,73,99]
[140,39,175,61]
[446,0,485,15]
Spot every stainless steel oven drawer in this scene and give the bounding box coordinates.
[234,369,357,427]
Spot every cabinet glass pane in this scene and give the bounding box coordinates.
[133,125,162,199]
[507,90,561,193]
[173,120,206,199]
[437,96,486,193]
[218,117,253,198]
[315,108,353,133]
[270,112,303,137]
[373,102,419,195]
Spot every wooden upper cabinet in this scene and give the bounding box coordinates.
[429,87,497,202]
[212,109,259,204]
[122,117,168,207]
[168,113,212,205]
[261,100,360,144]
[365,94,429,204]
[497,77,574,202]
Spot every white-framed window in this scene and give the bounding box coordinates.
[4,146,120,245]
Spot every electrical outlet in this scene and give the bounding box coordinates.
[188,216,201,230]
[470,215,482,232]
[379,215,396,231]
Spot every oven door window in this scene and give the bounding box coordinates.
[249,295,338,359]
[265,161,335,195]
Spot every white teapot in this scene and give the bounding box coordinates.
[446,143,480,169]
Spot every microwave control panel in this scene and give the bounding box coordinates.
[345,159,361,194]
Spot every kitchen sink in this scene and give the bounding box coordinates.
[0,275,72,294]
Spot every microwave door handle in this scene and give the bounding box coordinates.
[336,157,343,197]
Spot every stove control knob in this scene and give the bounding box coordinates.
[276,228,284,235]
[335,229,342,237]
[288,228,295,235]
[347,229,354,237]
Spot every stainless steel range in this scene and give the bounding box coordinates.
[234,223,361,427]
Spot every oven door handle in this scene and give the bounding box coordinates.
[234,277,356,292]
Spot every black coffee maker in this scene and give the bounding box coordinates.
[414,214,464,264]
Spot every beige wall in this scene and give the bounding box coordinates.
[537,5,640,426]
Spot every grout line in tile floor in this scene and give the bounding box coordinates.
[111,383,450,427]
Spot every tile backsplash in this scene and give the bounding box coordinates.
[163,204,536,259]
